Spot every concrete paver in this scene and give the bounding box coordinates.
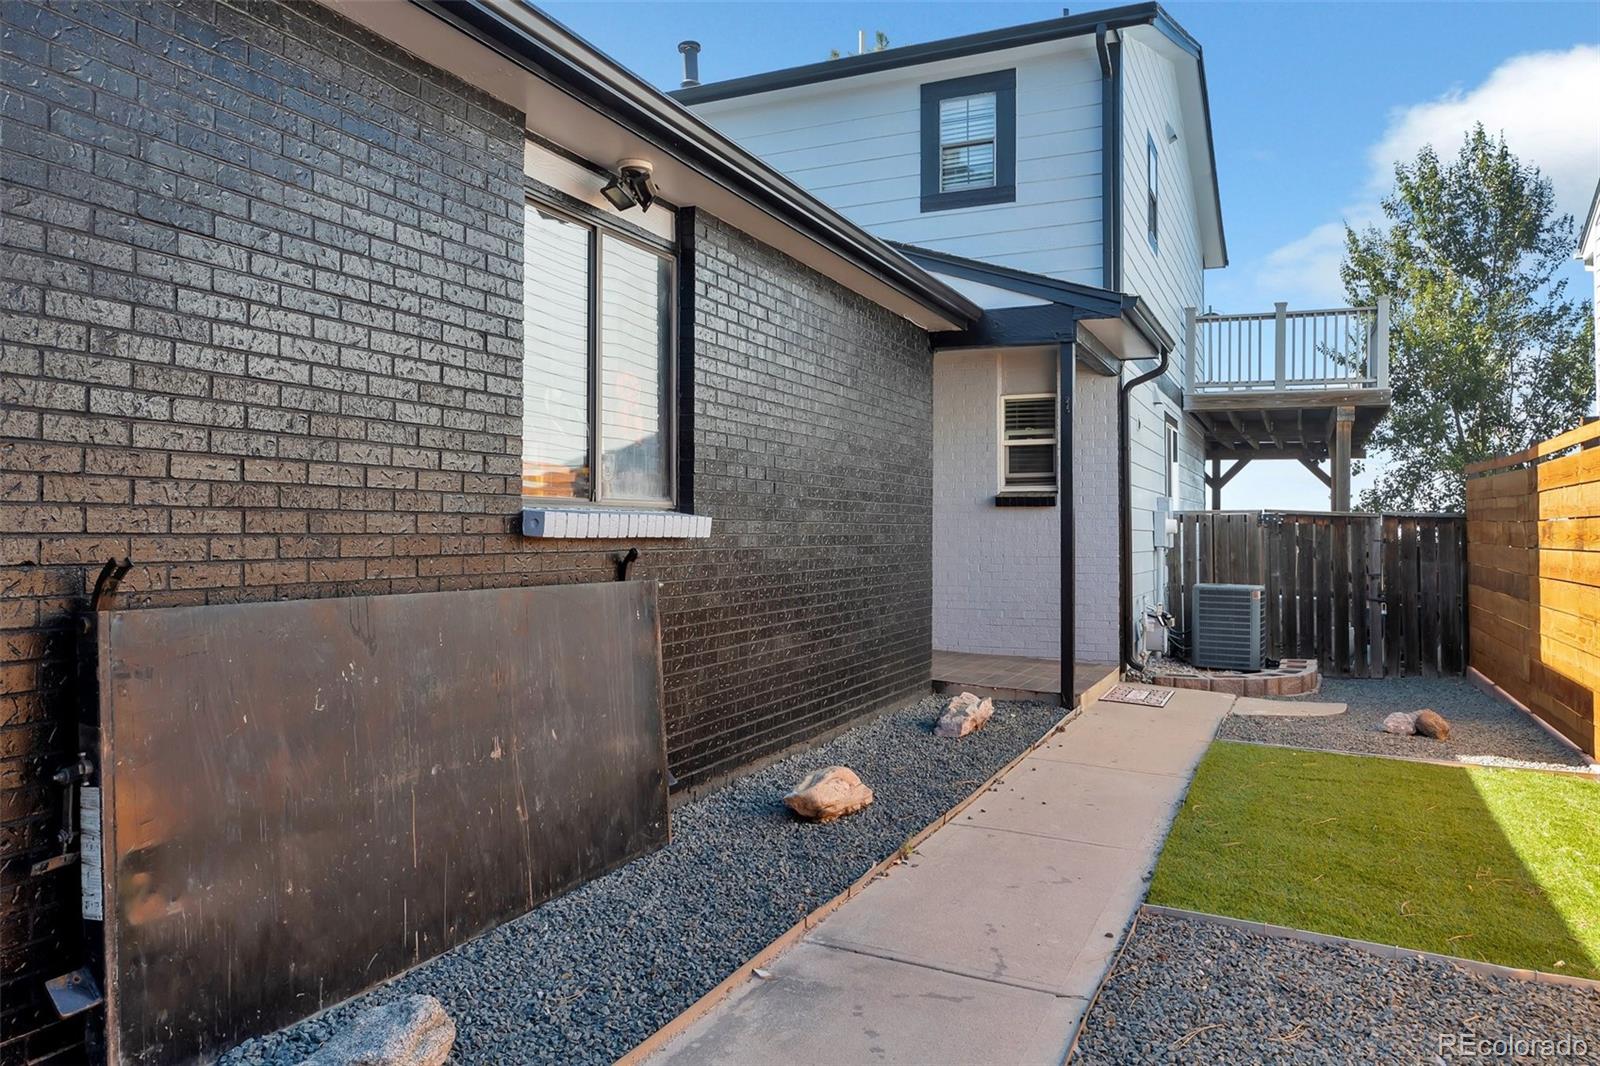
[650,689,1234,1065]
[656,943,1083,1066]
[809,825,1146,995]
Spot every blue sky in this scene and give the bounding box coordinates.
[542,1,1600,508]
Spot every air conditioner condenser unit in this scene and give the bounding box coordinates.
[1190,583,1267,671]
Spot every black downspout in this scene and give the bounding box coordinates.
[1097,26,1122,293]
[1118,348,1169,671]
[1059,339,1076,708]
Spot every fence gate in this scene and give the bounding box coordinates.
[1166,511,1467,677]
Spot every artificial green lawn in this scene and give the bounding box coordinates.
[1149,741,1600,979]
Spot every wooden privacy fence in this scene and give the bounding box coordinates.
[1465,420,1600,756]
[1165,511,1467,677]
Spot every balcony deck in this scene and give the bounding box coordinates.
[1183,299,1392,507]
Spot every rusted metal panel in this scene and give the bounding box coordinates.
[93,582,667,1064]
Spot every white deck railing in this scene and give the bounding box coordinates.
[1184,296,1390,395]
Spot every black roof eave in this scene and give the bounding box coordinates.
[672,3,1166,105]
[896,243,1175,354]
[425,0,981,329]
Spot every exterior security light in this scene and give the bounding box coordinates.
[600,178,637,211]
[601,159,655,213]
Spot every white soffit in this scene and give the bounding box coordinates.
[318,0,966,332]
[928,270,1052,311]
[1082,316,1157,361]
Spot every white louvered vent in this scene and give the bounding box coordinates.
[1002,394,1055,490]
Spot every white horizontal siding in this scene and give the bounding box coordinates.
[693,38,1105,286]
[1119,35,1204,383]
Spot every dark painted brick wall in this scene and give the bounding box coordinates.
[0,0,932,1059]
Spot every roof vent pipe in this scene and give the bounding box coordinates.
[678,41,701,88]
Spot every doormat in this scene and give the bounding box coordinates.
[1101,684,1175,707]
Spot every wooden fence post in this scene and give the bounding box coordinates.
[1366,517,1385,678]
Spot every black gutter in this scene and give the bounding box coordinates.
[426,0,980,329]
[1118,348,1169,671]
[672,2,1165,105]
[1060,340,1077,708]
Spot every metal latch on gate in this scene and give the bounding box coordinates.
[30,752,93,876]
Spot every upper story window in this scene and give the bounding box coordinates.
[1146,134,1160,252]
[1000,393,1056,493]
[522,199,675,507]
[921,70,1016,213]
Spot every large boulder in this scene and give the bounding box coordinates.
[298,995,454,1066]
[1414,709,1452,740]
[1382,712,1418,735]
[785,766,874,822]
[935,692,994,738]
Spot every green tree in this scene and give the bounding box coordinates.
[1342,125,1594,512]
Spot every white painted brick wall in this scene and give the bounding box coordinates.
[933,352,1119,662]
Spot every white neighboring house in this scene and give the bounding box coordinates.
[1582,180,1600,411]
[674,4,1390,671]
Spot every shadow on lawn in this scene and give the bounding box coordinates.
[1148,741,1599,979]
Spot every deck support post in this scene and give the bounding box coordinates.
[1205,458,1249,509]
[1331,405,1355,511]
[1059,340,1076,707]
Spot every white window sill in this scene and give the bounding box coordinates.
[521,506,712,539]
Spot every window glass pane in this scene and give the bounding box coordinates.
[939,93,997,145]
[940,143,996,192]
[599,234,672,502]
[1003,396,1055,440]
[522,205,592,498]
[1005,444,1055,484]
[938,92,997,192]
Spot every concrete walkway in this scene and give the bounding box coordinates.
[651,689,1236,1065]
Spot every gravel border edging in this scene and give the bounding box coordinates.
[1140,903,1600,992]
[1221,736,1600,778]
[618,700,1085,1064]
[1217,676,1589,770]
[1467,667,1598,767]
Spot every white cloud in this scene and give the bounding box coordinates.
[1253,221,1357,308]
[1245,44,1600,309]
[1368,45,1600,218]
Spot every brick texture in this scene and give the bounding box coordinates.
[0,1,933,1059]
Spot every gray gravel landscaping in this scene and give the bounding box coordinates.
[1217,676,1593,771]
[220,694,1066,1066]
[1074,911,1600,1065]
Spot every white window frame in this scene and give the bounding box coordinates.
[521,195,678,510]
[997,392,1058,494]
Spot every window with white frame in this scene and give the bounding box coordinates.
[921,70,1015,212]
[1001,394,1056,491]
[522,200,674,505]
[1147,133,1160,251]
[1165,413,1180,499]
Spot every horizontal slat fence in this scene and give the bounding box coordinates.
[1465,420,1600,755]
[1166,510,1466,677]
